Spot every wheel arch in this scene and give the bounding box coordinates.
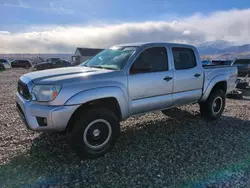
[66,97,122,132]
[65,91,127,132]
[200,75,228,101]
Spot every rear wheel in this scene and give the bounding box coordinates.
[200,90,226,121]
[69,108,120,158]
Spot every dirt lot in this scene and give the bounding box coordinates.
[0,69,250,188]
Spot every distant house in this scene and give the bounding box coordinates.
[72,48,103,65]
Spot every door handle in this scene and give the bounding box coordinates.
[194,73,201,78]
[163,76,173,81]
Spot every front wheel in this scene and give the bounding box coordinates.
[199,90,226,121]
[69,108,120,158]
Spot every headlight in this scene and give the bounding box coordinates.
[31,85,61,102]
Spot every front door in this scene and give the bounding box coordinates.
[128,46,174,114]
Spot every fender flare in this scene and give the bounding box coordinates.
[200,74,228,101]
[64,86,129,119]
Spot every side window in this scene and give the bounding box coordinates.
[57,60,65,67]
[172,48,197,70]
[20,60,26,64]
[130,47,168,74]
[52,61,58,67]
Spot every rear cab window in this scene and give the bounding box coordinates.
[20,60,29,64]
[172,47,197,70]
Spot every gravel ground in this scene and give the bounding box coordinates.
[0,69,250,188]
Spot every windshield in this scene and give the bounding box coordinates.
[80,47,137,70]
[0,59,8,63]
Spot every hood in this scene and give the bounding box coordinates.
[22,66,113,84]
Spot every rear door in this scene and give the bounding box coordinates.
[52,60,64,68]
[57,60,66,68]
[172,47,203,106]
[128,46,174,114]
[19,60,27,68]
[11,60,19,67]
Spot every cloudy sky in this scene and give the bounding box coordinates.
[1,0,250,53]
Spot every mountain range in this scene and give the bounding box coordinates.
[197,40,250,58]
[1,40,250,61]
[0,53,72,62]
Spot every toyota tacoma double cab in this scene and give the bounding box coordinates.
[16,42,238,158]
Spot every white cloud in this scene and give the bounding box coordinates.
[1,9,250,53]
[0,31,11,34]
[182,30,191,36]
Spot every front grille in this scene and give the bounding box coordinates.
[18,80,31,100]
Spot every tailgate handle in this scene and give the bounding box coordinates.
[194,73,201,78]
[163,76,173,81]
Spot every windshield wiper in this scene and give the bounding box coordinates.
[89,65,117,70]
[89,65,104,69]
[81,64,89,67]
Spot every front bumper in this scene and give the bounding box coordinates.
[16,92,80,132]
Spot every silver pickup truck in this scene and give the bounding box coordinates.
[16,42,237,158]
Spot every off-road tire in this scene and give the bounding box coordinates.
[199,90,226,121]
[69,108,120,158]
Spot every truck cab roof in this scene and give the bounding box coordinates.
[115,42,196,49]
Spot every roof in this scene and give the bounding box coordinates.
[76,48,103,56]
[13,59,30,62]
[116,42,194,48]
[116,42,154,47]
